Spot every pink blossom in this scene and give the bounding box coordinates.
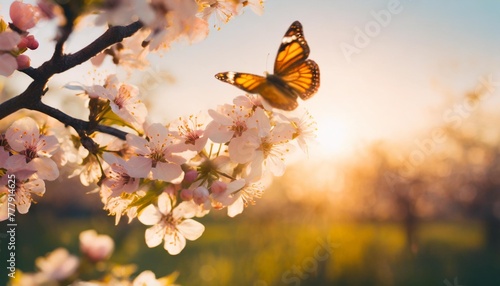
[180,188,194,201]
[0,31,21,50]
[100,153,140,201]
[0,31,22,76]
[197,0,240,30]
[95,0,155,27]
[183,170,198,183]
[101,76,148,130]
[206,103,253,143]
[147,0,209,50]
[16,54,30,69]
[138,193,204,255]
[0,53,18,76]
[36,0,62,20]
[210,179,245,211]
[10,1,40,31]
[70,75,148,130]
[104,194,138,225]
[133,270,163,286]
[287,110,318,154]
[13,175,45,214]
[5,117,59,181]
[18,34,39,50]
[35,248,79,281]
[228,109,294,177]
[126,123,185,183]
[226,181,264,217]
[168,113,209,153]
[193,186,209,205]
[79,230,115,262]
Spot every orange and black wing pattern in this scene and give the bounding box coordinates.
[215,21,320,111]
[214,72,267,94]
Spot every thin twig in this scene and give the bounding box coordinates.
[0,20,144,143]
[31,101,128,140]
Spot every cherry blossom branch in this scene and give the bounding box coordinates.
[32,102,128,140]
[18,21,143,81]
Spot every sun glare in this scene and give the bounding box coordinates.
[314,116,354,157]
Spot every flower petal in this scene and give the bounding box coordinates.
[6,117,40,152]
[144,224,165,248]
[228,197,244,217]
[23,178,46,196]
[0,53,17,77]
[151,162,184,184]
[126,134,150,156]
[125,156,152,178]
[138,204,162,225]
[177,219,205,241]
[157,192,172,215]
[28,157,59,181]
[36,135,60,156]
[146,123,169,147]
[163,232,186,255]
[0,31,21,50]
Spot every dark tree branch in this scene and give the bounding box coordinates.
[0,20,144,143]
[38,20,143,78]
[0,80,46,118]
[19,67,40,79]
[30,102,128,140]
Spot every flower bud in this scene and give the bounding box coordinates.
[10,1,39,31]
[26,35,39,49]
[193,186,209,205]
[211,180,227,195]
[183,170,198,183]
[163,184,176,196]
[180,188,193,201]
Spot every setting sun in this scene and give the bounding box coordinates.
[315,116,354,156]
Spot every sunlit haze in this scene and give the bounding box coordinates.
[2,1,500,157]
[2,2,500,285]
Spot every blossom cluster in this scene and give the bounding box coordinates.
[0,1,40,76]
[11,229,179,285]
[0,0,263,74]
[0,0,318,258]
[1,73,317,255]
[95,0,264,67]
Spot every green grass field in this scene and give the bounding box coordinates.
[6,209,500,286]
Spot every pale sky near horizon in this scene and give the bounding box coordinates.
[2,0,500,160]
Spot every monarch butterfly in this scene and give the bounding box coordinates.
[215,21,320,111]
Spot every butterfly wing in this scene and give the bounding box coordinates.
[215,71,298,110]
[274,21,310,75]
[278,59,320,100]
[215,21,320,111]
[273,21,320,101]
[258,81,299,110]
[215,72,267,93]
